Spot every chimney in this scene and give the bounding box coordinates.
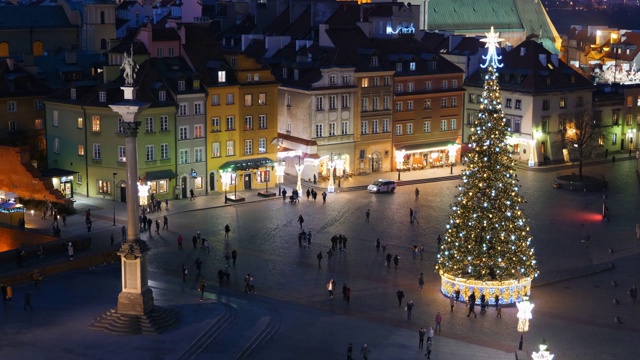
[539,54,547,66]
[520,47,526,56]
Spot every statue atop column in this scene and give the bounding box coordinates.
[120,45,139,86]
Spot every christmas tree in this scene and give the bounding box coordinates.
[436,28,538,283]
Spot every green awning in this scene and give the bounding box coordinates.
[399,141,456,153]
[145,169,176,181]
[219,157,275,172]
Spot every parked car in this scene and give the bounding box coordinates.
[367,180,396,193]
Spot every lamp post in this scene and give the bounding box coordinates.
[516,295,534,350]
[531,339,554,360]
[395,149,405,181]
[112,172,117,226]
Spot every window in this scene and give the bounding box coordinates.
[244,140,253,155]
[505,118,512,130]
[34,99,43,110]
[78,144,85,156]
[514,119,521,133]
[383,97,390,110]
[372,120,379,134]
[160,115,168,131]
[407,83,414,92]
[161,143,169,159]
[373,77,380,87]
[329,122,336,136]
[440,120,447,131]
[169,48,174,57]
[178,81,185,91]
[145,117,154,133]
[117,118,124,134]
[294,70,299,80]
[450,119,457,130]
[612,110,620,125]
[542,99,550,111]
[450,97,457,107]
[77,117,84,129]
[424,99,431,109]
[157,48,163,58]
[70,89,76,100]
[372,97,379,110]
[286,122,292,133]
[179,149,189,164]
[54,138,60,154]
[469,93,475,103]
[329,75,337,85]
[226,116,235,130]
[316,96,324,111]
[423,121,431,133]
[515,99,522,110]
[612,133,617,145]
[194,124,204,138]
[92,116,101,132]
[179,103,188,116]
[254,74,259,82]
[406,123,413,134]
[627,96,633,107]
[117,146,125,161]
[212,142,220,157]
[407,101,414,111]
[244,94,252,106]
[329,95,337,109]
[361,121,369,135]
[541,117,550,133]
[282,68,288,79]
[409,62,416,71]
[396,83,403,93]
[396,63,402,72]
[226,93,234,105]
[395,124,402,135]
[637,96,640,107]
[395,102,402,112]
[506,98,512,108]
[441,98,447,108]
[179,126,189,140]
[0,42,8,57]
[452,80,458,88]
[598,135,605,145]
[424,81,431,91]
[371,56,379,67]
[76,174,82,184]
[97,180,112,195]
[382,119,389,133]
[626,114,633,126]
[7,121,16,132]
[159,91,166,101]
[244,116,253,130]
[193,80,200,90]
[53,111,59,127]
[93,143,101,159]
[259,115,267,129]
[35,118,43,130]
[286,95,291,107]
[226,140,234,156]
[258,93,266,105]
[342,121,349,135]
[559,98,567,109]
[99,91,106,103]
[576,96,583,107]
[362,98,369,112]
[361,78,369,88]
[315,124,323,137]
[211,95,220,106]
[230,57,236,66]
[211,117,220,132]
[194,147,204,163]
[384,76,391,86]
[218,71,226,83]
[341,94,350,108]
[194,102,203,115]
[441,80,448,89]
[258,138,267,154]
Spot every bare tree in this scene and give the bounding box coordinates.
[562,103,604,179]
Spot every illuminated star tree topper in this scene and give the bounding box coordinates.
[480,26,504,68]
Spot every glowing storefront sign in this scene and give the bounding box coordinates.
[386,23,415,35]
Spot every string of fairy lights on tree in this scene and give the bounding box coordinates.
[435,27,538,282]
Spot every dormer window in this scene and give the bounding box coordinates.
[254,74,259,81]
[371,56,379,67]
[193,80,200,90]
[396,63,402,72]
[178,80,185,91]
[99,91,106,103]
[230,57,236,67]
[218,70,226,83]
[159,90,166,102]
[409,62,416,71]
[70,88,76,100]
[329,75,336,85]
[282,68,288,79]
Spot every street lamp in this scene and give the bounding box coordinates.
[531,339,554,360]
[516,295,534,350]
[112,172,117,226]
[395,149,405,181]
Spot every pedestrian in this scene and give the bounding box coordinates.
[343,235,348,250]
[342,283,348,301]
[312,189,317,201]
[467,292,477,318]
[62,213,67,226]
[121,225,127,241]
[201,235,207,249]
[182,264,188,282]
[419,245,424,260]
[204,239,210,254]
[224,224,230,239]
[248,274,255,293]
[190,188,195,200]
[345,287,351,303]
[612,155,616,165]
[177,235,183,250]
[497,306,502,318]
[360,344,371,360]
[165,198,169,210]
[244,274,252,293]
[231,250,237,265]
[425,339,432,359]
[409,208,414,223]
[375,238,380,252]
[386,253,392,268]
[298,215,304,229]
[110,233,115,246]
[419,327,426,348]
[306,188,311,201]
[224,252,231,266]
[23,292,33,310]
[317,251,323,268]
[86,217,92,232]
[406,300,414,320]
[195,258,202,277]
[382,243,387,253]
[67,242,74,260]
[494,294,500,310]
[322,191,327,204]
[450,293,455,312]
[396,289,405,307]
[628,286,638,303]
[480,293,487,314]
[163,215,168,230]
[155,219,160,233]
[327,278,335,298]
[415,187,420,199]
[307,231,312,246]
[393,254,400,270]
[313,174,317,184]
[147,218,152,233]
[427,326,434,342]
[435,313,442,333]
[198,278,206,301]
[365,209,370,222]
[282,188,287,202]
[347,343,353,360]
[418,273,424,291]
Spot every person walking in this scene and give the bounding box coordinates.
[307,231,312,246]
[435,312,442,333]
[177,235,183,250]
[386,253,392,268]
[198,278,206,301]
[418,273,424,291]
[298,215,304,229]
[322,191,327,204]
[450,293,455,312]
[231,250,237,265]
[23,292,33,311]
[360,344,371,360]
[121,225,127,242]
[163,215,168,230]
[495,294,500,309]
[419,245,424,260]
[375,238,380,252]
[629,285,638,303]
[244,274,252,293]
[327,279,335,298]
[345,287,351,303]
[190,188,195,200]
[427,326,434,342]
[204,239,210,254]
[317,251,323,268]
[182,264,188,282]
[419,327,426,348]
[67,242,74,261]
[194,258,203,277]
[347,343,353,360]
[480,293,487,314]
[224,224,231,239]
[365,209,370,222]
[396,289,405,307]
[155,219,160,233]
[467,292,477,318]
[282,188,287,202]
[165,198,169,210]
[415,187,420,199]
[409,208,414,223]
[425,339,432,359]
[406,300,414,320]
[393,254,400,270]
[306,188,311,201]
[342,283,348,301]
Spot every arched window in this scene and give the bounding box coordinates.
[100,39,107,50]
[0,42,8,57]
[32,41,44,56]
[100,11,105,24]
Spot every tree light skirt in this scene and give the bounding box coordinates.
[440,271,532,305]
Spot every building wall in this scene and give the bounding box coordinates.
[0,146,65,203]
[175,92,207,197]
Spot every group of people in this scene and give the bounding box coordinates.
[446,291,502,318]
[283,188,328,204]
